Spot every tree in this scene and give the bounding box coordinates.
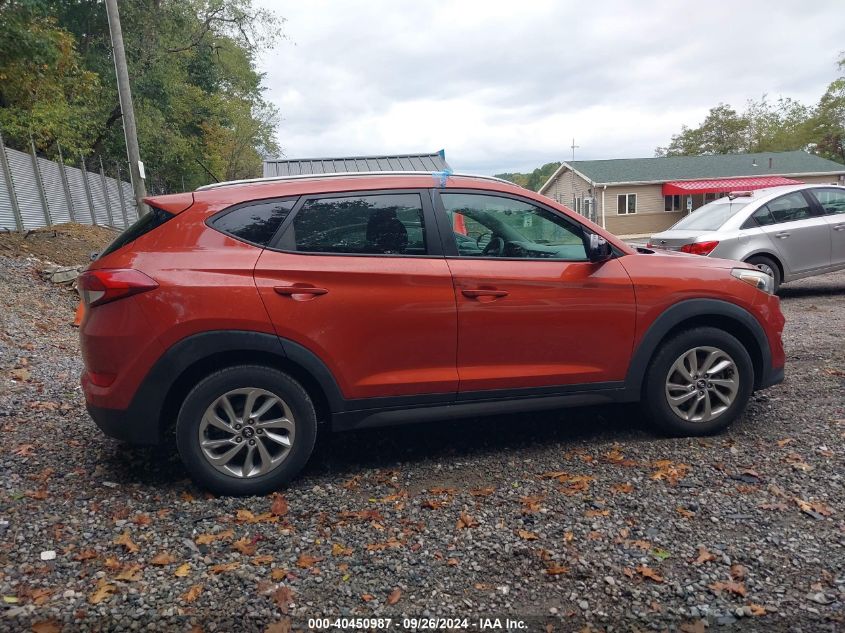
[655,104,748,156]
[496,162,562,191]
[806,55,845,163]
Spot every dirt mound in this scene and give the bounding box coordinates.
[0,223,118,266]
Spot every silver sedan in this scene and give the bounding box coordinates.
[648,184,845,291]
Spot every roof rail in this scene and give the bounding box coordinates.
[195,171,517,191]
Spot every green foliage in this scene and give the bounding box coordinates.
[496,162,562,191]
[656,56,845,164]
[0,0,282,191]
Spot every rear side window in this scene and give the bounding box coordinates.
[99,207,174,258]
[212,198,296,245]
[812,188,845,215]
[765,192,814,224]
[282,194,426,255]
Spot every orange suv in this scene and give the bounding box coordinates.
[79,172,785,495]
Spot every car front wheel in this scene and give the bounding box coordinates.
[176,365,317,496]
[642,327,754,436]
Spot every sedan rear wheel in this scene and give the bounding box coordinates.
[746,255,781,292]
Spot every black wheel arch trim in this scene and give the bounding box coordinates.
[624,298,777,395]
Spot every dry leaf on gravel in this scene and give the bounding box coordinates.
[270,493,289,517]
[31,620,61,633]
[361,594,375,602]
[252,555,274,565]
[676,506,695,519]
[10,368,31,381]
[115,564,143,582]
[233,537,257,556]
[387,587,402,605]
[150,552,176,566]
[113,531,139,553]
[195,529,234,545]
[265,619,291,633]
[174,563,190,577]
[544,564,569,575]
[469,487,495,497]
[456,511,479,529]
[794,497,833,518]
[181,584,203,603]
[73,549,98,561]
[209,562,239,574]
[296,554,323,569]
[635,565,664,583]
[12,444,36,457]
[730,564,747,580]
[694,547,716,564]
[710,580,747,597]
[611,482,634,494]
[331,543,352,556]
[585,509,610,517]
[517,530,538,540]
[273,586,294,614]
[88,579,116,604]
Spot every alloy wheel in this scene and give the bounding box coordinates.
[664,346,739,423]
[198,387,295,478]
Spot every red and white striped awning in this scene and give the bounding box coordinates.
[662,176,803,195]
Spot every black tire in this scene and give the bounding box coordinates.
[176,365,317,496]
[641,327,754,437]
[746,255,781,293]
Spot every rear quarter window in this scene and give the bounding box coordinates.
[211,198,297,246]
[99,206,174,258]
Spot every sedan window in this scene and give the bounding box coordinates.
[765,192,814,224]
[670,198,751,231]
[811,188,845,215]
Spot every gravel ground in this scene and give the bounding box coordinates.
[0,254,843,632]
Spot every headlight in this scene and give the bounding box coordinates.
[731,267,774,294]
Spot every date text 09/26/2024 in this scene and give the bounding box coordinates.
[307,617,529,630]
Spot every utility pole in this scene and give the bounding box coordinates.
[104,0,147,215]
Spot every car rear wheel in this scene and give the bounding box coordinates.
[746,255,781,292]
[176,365,317,496]
[642,327,754,436]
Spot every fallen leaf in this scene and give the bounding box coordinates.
[676,506,695,519]
[747,603,767,616]
[195,529,234,545]
[446,558,459,566]
[88,579,116,604]
[236,509,277,524]
[611,482,634,494]
[181,584,203,603]
[456,511,479,529]
[25,489,48,500]
[517,530,538,541]
[428,487,456,495]
[423,499,447,510]
[544,564,569,575]
[710,580,747,597]
[233,537,257,556]
[103,557,121,571]
[651,460,691,485]
[209,561,239,574]
[12,444,36,457]
[265,618,291,633]
[271,569,292,581]
[10,368,31,381]
[174,563,190,577]
[273,586,294,614]
[270,493,289,517]
[31,620,61,633]
[30,588,53,605]
[113,531,139,553]
[331,543,352,556]
[131,513,151,526]
[296,554,323,569]
[387,587,401,605]
[73,549,98,562]
[115,564,143,582]
[361,594,375,602]
[469,487,495,497]
[794,497,834,518]
[694,547,716,565]
[585,509,609,517]
[776,438,794,447]
[635,565,664,583]
[150,552,176,566]
[651,548,671,561]
[730,564,747,581]
[252,555,274,565]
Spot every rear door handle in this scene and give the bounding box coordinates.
[833,224,845,231]
[274,285,328,296]
[775,232,790,239]
[461,288,509,299]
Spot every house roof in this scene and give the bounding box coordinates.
[263,151,450,177]
[539,150,845,192]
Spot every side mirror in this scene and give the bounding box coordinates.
[587,233,612,263]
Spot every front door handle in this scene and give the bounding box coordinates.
[274,285,328,297]
[461,288,509,299]
[774,232,790,239]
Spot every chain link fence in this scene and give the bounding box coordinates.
[0,132,138,232]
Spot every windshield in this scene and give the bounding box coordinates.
[670,198,752,231]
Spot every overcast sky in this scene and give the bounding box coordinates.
[255,0,844,174]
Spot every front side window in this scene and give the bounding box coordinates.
[286,194,426,255]
[811,188,845,215]
[765,192,814,224]
[212,198,296,245]
[441,193,587,260]
[617,193,637,215]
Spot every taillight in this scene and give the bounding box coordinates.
[680,241,719,256]
[78,269,158,307]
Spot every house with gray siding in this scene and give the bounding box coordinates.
[538,151,845,236]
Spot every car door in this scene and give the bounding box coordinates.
[749,191,831,276]
[807,187,845,267]
[432,189,636,396]
[254,190,458,401]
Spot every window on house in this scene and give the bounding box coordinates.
[574,197,582,214]
[664,195,681,212]
[617,193,637,215]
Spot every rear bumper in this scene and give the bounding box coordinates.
[757,363,785,391]
[86,401,161,445]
